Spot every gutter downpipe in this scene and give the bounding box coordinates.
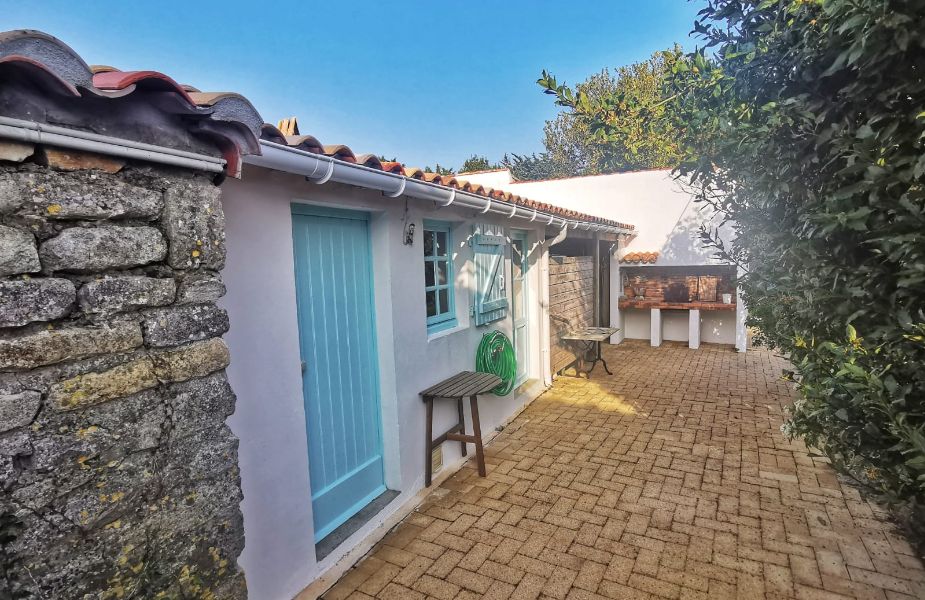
[593,231,601,327]
[247,141,630,236]
[0,116,226,174]
[539,224,568,387]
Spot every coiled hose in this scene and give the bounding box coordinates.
[475,330,517,396]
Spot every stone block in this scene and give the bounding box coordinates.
[164,425,239,484]
[142,304,229,348]
[150,338,230,383]
[0,224,40,276]
[48,357,158,411]
[0,278,75,327]
[1,164,162,219]
[167,373,235,439]
[39,225,167,272]
[38,147,125,174]
[176,271,225,304]
[0,391,41,432]
[0,140,34,162]
[162,176,225,269]
[78,276,176,316]
[0,320,143,370]
[30,389,164,474]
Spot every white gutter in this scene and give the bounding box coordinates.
[0,116,226,174]
[247,141,634,235]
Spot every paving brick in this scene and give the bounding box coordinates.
[542,565,578,599]
[446,567,493,594]
[321,343,924,600]
[411,574,460,600]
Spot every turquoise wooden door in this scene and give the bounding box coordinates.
[291,204,386,542]
[510,232,530,386]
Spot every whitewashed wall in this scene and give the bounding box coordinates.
[622,308,737,345]
[220,167,548,599]
[460,169,746,350]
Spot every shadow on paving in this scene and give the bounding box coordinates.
[322,341,925,600]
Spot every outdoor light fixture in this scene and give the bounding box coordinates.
[404,222,415,245]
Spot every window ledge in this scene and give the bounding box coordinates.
[427,322,469,342]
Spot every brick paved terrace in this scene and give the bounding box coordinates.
[322,341,925,600]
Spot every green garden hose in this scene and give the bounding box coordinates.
[475,331,517,396]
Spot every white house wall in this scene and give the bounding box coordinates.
[220,166,548,599]
[461,169,745,349]
[462,169,732,264]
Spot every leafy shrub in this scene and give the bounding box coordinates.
[542,0,925,526]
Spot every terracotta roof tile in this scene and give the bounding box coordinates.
[322,144,356,163]
[0,30,261,177]
[260,124,288,145]
[92,69,196,104]
[261,114,634,229]
[354,154,383,170]
[620,252,659,264]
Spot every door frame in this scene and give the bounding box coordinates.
[290,202,387,542]
[510,230,530,387]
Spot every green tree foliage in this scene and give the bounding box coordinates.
[458,155,501,173]
[424,164,455,175]
[500,152,565,181]
[668,0,925,517]
[538,47,685,175]
[546,0,925,520]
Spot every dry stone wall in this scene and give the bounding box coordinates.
[549,256,594,375]
[0,159,245,599]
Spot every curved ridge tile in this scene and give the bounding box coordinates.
[323,144,356,163]
[285,135,323,154]
[0,30,93,89]
[380,161,403,174]
[188,92,263,138]
[92,70,196,104]
[355,154,384,170]
[0,55,80,96]
[403,167,424,180]
[260,123,287,145]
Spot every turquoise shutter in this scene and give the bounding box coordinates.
[473,225,508,326]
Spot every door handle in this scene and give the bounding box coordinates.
[301,360,307,373]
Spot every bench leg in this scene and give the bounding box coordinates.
[425,398,433,487]
[457,396,467,457]
[469,395,486,477]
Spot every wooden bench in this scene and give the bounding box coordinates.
[420,371,502,487]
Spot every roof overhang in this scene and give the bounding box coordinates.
[246,141,636,236]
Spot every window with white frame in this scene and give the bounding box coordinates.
[423,220,456,332]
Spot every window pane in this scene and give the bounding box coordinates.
[423,230,435,257]
[435,231,448,257]
[426,290,437,317]
[435,260,447,285]
[424,261,435,287]
[438,288,449,315]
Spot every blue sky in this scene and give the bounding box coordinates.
[4,1,700,169]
